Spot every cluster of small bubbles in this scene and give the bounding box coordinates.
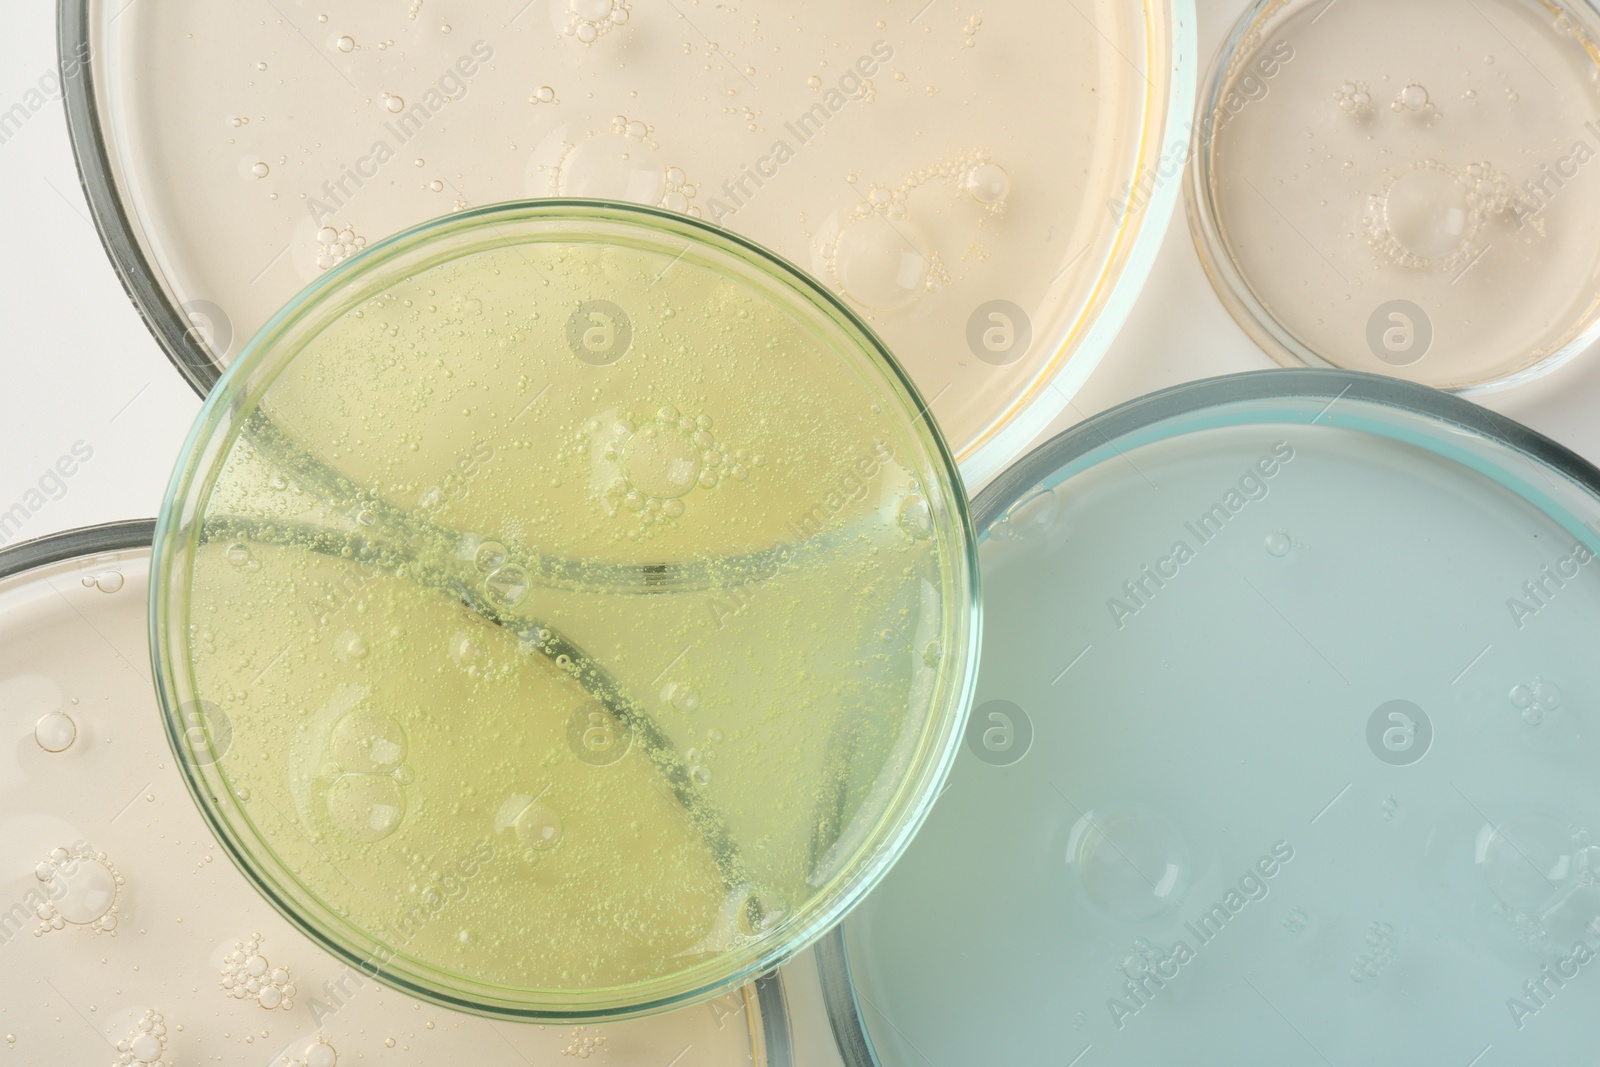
[736,888,790,937]
[663,682,701,713]
[1394,82,1432,113]
[962,13,982,45]
[561,1026,607,1058]
[230,115,250,127]
[897,493,934,540]
[321,710,410,841]
[220,934,297,1009]
[34,708,77,752]
[531,85,558,105]
[34,843,122,934]
[1381,796,1400,822]
[1363,160,1514,271]
[1282,905,1310,934]
[114,1010,169,1066]
[600,407,752,533]
[565,0,630,44]
[807,75,823,91]
[1510,678,1561,726]
[824,151,997,308]
[316,225,367,270]
[1072,1010,1087,1031]
[660,166,701,215]
[1349,921,1398,982]
[1116,937,1164,980]
[80,569,126,593]
[987,485,1059,541]
[1335,80,1374,117]
[1265,530,1293,557]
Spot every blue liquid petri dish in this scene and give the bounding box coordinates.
[0,522,790,1063]
[820,369,1600,1064]
[60,0,1193,484]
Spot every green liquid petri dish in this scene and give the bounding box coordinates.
[149,201,979,1021]
[62,0,1193,484]
[0,522,789,1063]
[821,370,1600,1063]
[1188,0,1600,391]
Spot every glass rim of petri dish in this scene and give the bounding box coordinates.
[58,0,1197,486]
[148,198,982,1022]
[1185,0,1600,395]
[0,521,795,1063]
[814,365,1600,1066]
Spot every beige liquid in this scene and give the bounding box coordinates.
[1202,0,1600,388]
[0,544,771,1064]
[94,0,1176,481]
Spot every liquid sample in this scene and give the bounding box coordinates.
[837,380,1600,1064]
[87,0,1184,482]
[160,206,976,1017]
[1194,0,1600,389]
[0,531,776,1063]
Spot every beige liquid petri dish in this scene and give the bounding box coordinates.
[65,0,1193,484]
[149,202,978,1021]
[1189,0,1600,391]
[0,522,787,1065]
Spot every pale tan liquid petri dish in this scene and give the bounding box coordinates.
[68,0,1193,484]
[0,523,787,1065]
[1189,0,1600,390]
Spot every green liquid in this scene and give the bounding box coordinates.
[183,231,965,1007]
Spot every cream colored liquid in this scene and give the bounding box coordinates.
[94,0,1178,482]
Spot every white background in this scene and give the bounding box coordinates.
[4,0,1600,540]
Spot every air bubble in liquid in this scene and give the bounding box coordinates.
[965,162,1011,205]
[336,35,355,52]
[558,134,667,204]
[516,805,563,850]
[1072,805,1189,921]
[486,564,531,607]
[834,215,930,310]
[329,710,407,772]
[897,494,933,540]
[34,710,76,752]
[325,774,406,842]
[621,423,703,499]
[737,889,789,936]
[1384,165,1471,261]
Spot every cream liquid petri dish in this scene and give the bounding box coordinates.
[63,0,1194,484]
[149,202,979,1021]
[0,522,788,1066]
[819,371,1600,1064]
[1189,0,1600,391]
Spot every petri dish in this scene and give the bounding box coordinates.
[149,201,980,1021]
[62,0,1194,484]
[0,521,789,1065]
[1188,0,1600,392]
[820,370,1600,1064]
